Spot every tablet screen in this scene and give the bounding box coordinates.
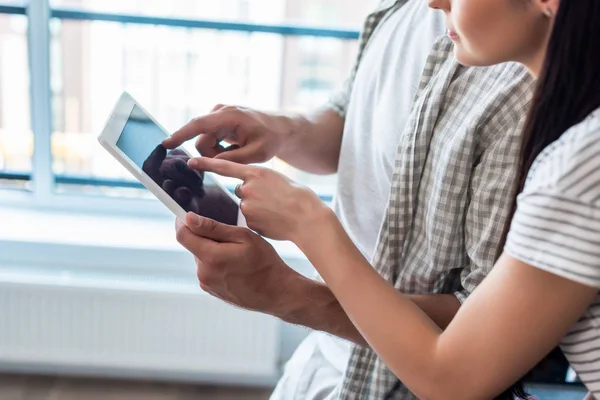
[116,106,239,225]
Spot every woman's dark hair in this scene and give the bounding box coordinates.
[510,0,600,218]
[497,1,600,399]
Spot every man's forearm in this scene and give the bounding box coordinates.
[407,293,461,329]
[275,272,369,346]
[277,107,344,175]
[273,272,461,347]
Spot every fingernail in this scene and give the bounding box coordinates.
[187,212,202,226]
[187,158,199,168]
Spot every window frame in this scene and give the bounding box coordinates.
[0,0,356,217]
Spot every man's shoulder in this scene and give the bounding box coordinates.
[427,35,456,62]
[414,36,535,150]
[418,35,455,81]
[468,60,533,94]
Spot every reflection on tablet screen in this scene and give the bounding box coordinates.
[115,106,239,225]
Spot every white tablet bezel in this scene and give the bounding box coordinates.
[98,92,246,226]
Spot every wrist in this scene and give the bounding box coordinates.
[272,271,369,346]
[292,205,340,251]
[272,271,336,326]
[277,113,310,157]
[266,267,312,322]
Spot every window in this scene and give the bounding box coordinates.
[0,10,31,190]
[0,0,373,214]
[50,0,371,28]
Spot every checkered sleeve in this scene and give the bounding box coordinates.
[455,69,535,303]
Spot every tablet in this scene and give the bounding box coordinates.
[98,92,245,226]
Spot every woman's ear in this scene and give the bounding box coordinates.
[533,0,560,19]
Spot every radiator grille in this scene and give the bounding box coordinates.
[0,278,279,382]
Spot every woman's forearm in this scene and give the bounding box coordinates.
[295,213,449,399]
[292,211,596,400]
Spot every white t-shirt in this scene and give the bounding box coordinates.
[270,2,445,399]
[505,107,600,396]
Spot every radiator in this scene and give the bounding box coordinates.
[0,268,280,386]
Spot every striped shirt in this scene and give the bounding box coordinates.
[505,107,600,396]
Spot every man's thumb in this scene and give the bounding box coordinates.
[185,213,236,242]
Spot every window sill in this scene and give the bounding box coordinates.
[0,207,313,375]
[0,207,313,291]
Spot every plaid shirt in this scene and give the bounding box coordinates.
[327,1,536,398]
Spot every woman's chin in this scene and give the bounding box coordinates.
[453,46,496,68]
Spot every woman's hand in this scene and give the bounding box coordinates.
[187,157,333,241]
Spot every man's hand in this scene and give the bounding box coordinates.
[176,212,370,346]
[176,212,302,316]
[175,213,461,347]
[163,105,297,165]
[163,106,345,175]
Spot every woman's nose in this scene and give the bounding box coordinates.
[428,0,449,12]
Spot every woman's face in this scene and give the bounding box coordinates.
[428,0,558,72]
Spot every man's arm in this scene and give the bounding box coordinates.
[276,272,461,346]
[175,214,461,348]
[277,107,345,175]
[163,106,345,175]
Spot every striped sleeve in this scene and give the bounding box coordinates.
[506,190,600,288]
[505,127,600,288]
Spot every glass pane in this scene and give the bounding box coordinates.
[51,19,358,197]
[281,36,356,111]
[0,13,31,190]
[0,1,27,6]
[50,0,376,29]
